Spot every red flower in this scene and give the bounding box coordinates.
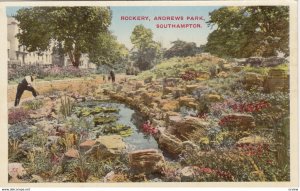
[199,167,214,174]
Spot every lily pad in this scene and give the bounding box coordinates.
[97,123,133,137]
[119,128,133,137]
[94,116,117,125]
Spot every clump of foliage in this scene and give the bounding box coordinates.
[8,65,89,82]
[206,6,289,58]
[8,139,21,162]
[8,108,30,124]
[125,65,140,75]
[22,99,44,110]
[60,96,74,118]
[136,54,224,80]
[164,40,202,59]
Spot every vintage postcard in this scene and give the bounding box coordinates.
[0,0,298,188]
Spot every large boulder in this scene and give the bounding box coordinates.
[168,116,209,140]
[262,57,287,67]
[128,149,165,174]
[196,71,211,81]
[204,94,222,102]
[217,71,229,78]
[103,171,128,182]
[244,72,265,89]
[86,135,126,159]
[141,92,161,106]
[264,68,289,93]
[178,96,198,109]
[219,113,255,130]
[185,85,200,94]
[163,78,181,87]
[135,81,145,90]
[158,133,183,155]
[246,57,264,67]
[236,135,269,146]
[231,66,244,73]
[8,163,27,179]
[163,87,185,98]
[64,148,80,159]
[161,100,179,112]
[180,166,201,182]
[79,140,96,152]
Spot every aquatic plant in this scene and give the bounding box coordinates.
[99,124,133,137]
[94,116,117,125]
[76,106,119,117]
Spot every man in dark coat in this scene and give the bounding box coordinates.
[14,75,39,106]
[110,70,115,83]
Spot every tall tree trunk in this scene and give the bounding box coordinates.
[74,51,81,68]
[67,50,81,68]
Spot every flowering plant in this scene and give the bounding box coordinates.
[180,70,200,81]
[8,108,30,124]
[141,121,158,135]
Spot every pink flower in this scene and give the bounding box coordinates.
[141,121,158,135]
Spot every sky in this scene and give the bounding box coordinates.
[6,6,221,49]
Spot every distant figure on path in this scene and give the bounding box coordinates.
[14,75,39,106]
[110,70,115,83]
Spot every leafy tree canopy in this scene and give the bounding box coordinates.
[88,32,129,69]
[15,7,112,67]
[164,40,199,59]
[130,25,162,71]
[205,6,289,58]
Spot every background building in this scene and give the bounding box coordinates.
[7,16,96,70]
[7,17,53,68]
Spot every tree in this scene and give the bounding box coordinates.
[130,25,162,71]
[205,6,289,58]
[88,32,129,70]
[15,7,112,67]
[164,40,198,59]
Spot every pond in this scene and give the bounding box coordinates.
[76,101,159,152]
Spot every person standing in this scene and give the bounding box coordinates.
[110,70,115,83]
[14,75,39,106]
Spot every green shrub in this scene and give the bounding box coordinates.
[22,99,44,110]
